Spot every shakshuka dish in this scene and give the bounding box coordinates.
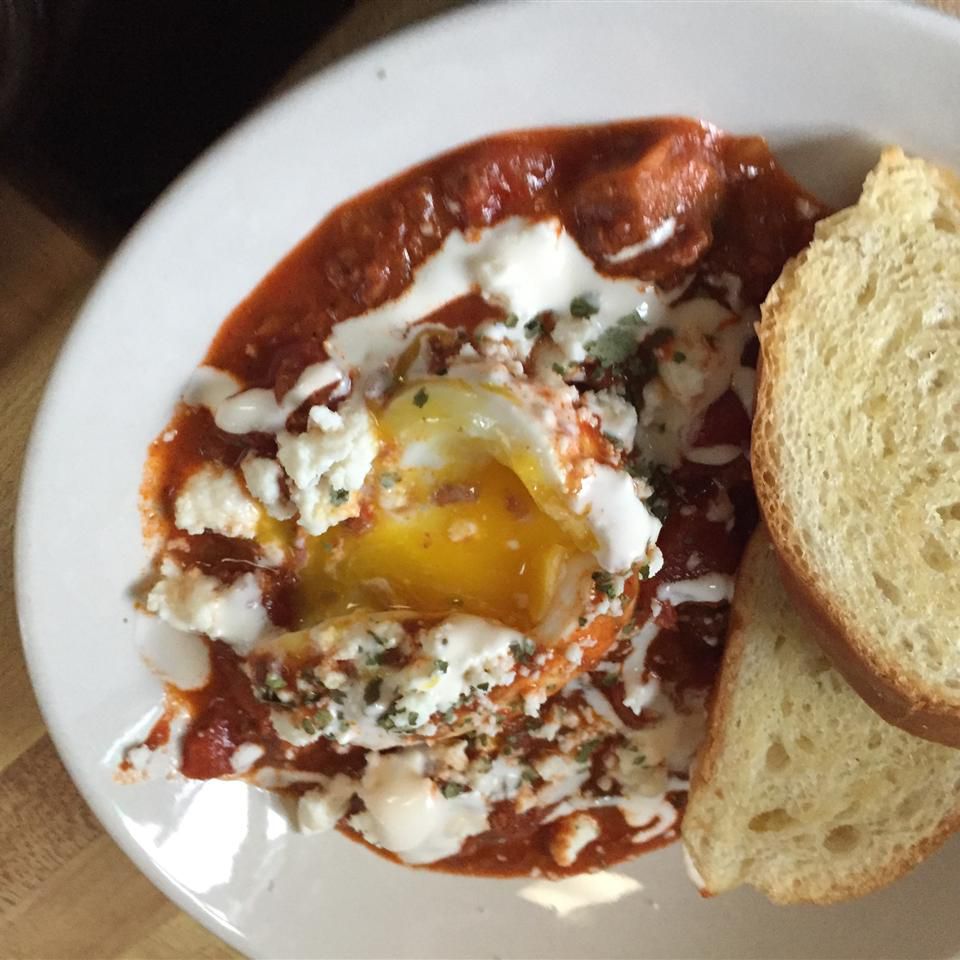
[128,117,827,876]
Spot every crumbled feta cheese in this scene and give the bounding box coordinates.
[447,519,479,542]
[146,562,267,654]
[241,456,295,521]
[174,464,261,538]
[393,615,520,724]
[277,397,379,536]
[580,388,638,452]
[229,743,265,774]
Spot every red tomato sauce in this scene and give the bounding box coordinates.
[137,117,826,877]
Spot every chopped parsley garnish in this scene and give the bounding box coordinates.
[363,678,382,705]
[633,754,648,766]
[365,651,387,667]
[434,659,449,674]
[475,681,490,692]
[301,716,316,735]
[264,673,286,690]
[330,488,349,505]
[379,472,399,489]
[510,636,536,663]
[441,708,456,725]
[524,317,542,338]
[442,782,465,798]
[673,351,687,363]
[368,630,386,645]
[598,671,619,688]
[504,313,519,328]
[412,387,429,408]
[592,570,619,599]
[326,688,347,705]
[639,563,651,579]
[314,708,333,729]
[406,711,419,727]
[521,765,539,784]
[576,738,601,764]
[570,294,600,318]
[551,362,567,376]
[578,616,588,628]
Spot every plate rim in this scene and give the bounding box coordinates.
[14,1,960,956]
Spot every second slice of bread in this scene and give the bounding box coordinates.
[683,527,960,904]
[753,147,960,745]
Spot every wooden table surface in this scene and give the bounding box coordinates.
[1,1,957,957]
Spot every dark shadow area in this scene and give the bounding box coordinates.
[0,0,353,250]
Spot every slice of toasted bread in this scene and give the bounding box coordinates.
[752,147,960,746]
[682,526,960,904]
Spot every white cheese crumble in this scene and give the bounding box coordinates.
[240,457,295,521]
[229,743,265,774]
[173,463,261,538]
[581,388,638,452]
[276,396,379,536]
[146,562,268,654]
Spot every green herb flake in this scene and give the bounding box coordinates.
[314,708,333,729]
[524,317,542,338]
[576,738,601,764]
[412,387,429,408]
[509,636,536,663]
[504,313,519,328]
[301,716,316,735]
[639,563,651,580]
[570,294,599,318]
[551,362,567,376]
[599,672,619,688]
[363,678,382,705]
[633,754,648,766]
[521,765,539,784]
[592,570,619,599]
[585,313,645,369]
[475,681,490,692]
[433,659,448,674]
[673,351,687,363]
[264,673,286,690]
[330,488,350,505]
[442,782,465,799]
[406,711,419,727]
[379,472,399,489]
[327,688,347,705]
[578,616,588,628]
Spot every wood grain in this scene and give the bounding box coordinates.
[0,1,956,957]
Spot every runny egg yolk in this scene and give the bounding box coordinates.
[295,380,585,632]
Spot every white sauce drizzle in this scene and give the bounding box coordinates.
[657,573,735,606]
[603,217,677,264]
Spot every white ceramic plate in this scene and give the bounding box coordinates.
[16,2,960,957]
